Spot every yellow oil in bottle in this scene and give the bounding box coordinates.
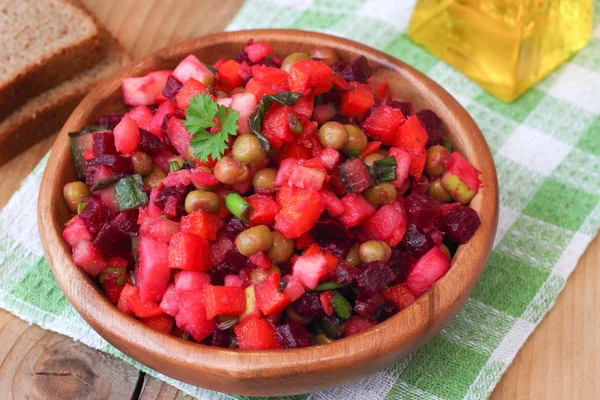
[407,0,593,102]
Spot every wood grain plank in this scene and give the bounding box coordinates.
[0,310,140,399]
[491,233,600,399]
[0,0,597,397]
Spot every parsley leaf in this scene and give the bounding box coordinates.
[184,92,240,162]
[248,91,303,152]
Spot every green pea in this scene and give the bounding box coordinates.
[235,225,273,256]
[63,182,91,213]
[342,124,368,156]
[281,52,311,73]
[318,121,349,150]
[232,134,266,166]
[359,240,391,263]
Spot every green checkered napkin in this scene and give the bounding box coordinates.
[2,1,600,399]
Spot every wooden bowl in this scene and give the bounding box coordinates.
[38,29,498,396]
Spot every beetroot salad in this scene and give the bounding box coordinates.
[61,40,482,350]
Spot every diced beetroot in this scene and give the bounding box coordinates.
[142,313,175,334]
[121,70,171,106]
[95,113,123,129]
[282,275,305,302]
[319,190,345,217]
[441,152,482,204]
[274,185,324,239]
[113,116,140,154]
[343,315,376,337]
[247,194,280,227]
[148,101,176,137]
[405,193,441,230]
[289,164,326,190]
[172,54,215,86]
[166,116,191,157]
[234,317,279,350]
[339,194,375,228]
[332,261,359,285]
[340,83,374,119]
[72,240,107,277]
[125,105,154,131]
[399,223,435,257]
[62,216,93,248]
[230,92,258,134]
[440,204,481,244]
[92,131,116,156]
[255,273,292,315]
[274,321,311,348]
[92,212,137,256]
[168,231,211,271]
[204,284,246,319]
[117,284,164,318]
[294,232,315,250]
[388,147,411,189]
[78,198,114,234]
[320,291,334,316]
[162,75,183,103]
[406,246,450,297]
[355,261,396,297]
[416,109,442,133]
[240,285,262,321]
[139,216,180,243]
[362,105,406,145]
[244,42,273,63]
[382,284,416,311]
[174,270,211,294]
[362,204,406,243]
[224,275,242,287]
[180,210,219,240]
[175,290,216,342]
[160,284,180,317]
[210,233,234,267]
[339,158,372,193]
[138,129,165,156]
[293,253,328,289]
[354,292,385,319]
[138,236,170,302]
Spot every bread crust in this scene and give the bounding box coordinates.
[0,33,130,165]
[0,0,105,120]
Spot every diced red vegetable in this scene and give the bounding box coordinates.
[262,104,297,147]
[138,236,171,303]
[247,194,280,227]
[293,253,328,289]
[339,194,376,227]
[117,284,163,318]
[344,315,376,337]
[234,317,279,349]
[244,42,273,63]
[168,231,211,271]
[255,273,292,316]
[362,105,406,145]
[180,210,220,240]
[320,291,334,316]
[72,240,107,277]
[142,313,175,334]
[405,246,450,297]
[204,284,246,319]
[275,185,324,239]
[340,82,374,119]
[288,60,333,96]
[63,216,93,248]
[382,284,416,311]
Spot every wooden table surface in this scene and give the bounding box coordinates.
[0,0,597,398]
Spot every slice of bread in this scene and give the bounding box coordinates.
[0,0,105,120]
[0,33,131,165]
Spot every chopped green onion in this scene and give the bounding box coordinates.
[311,282,348,291]
[225,192,252,223]
[206,64,218,73]
[99,267,126,286]
[128,269,136,286]
[160,215,169,219]
[131,237,141,267]
[330,291,352,320]
[77,201,86,214]
[215,315,239,330]
[181,332,190,341]
[288,114,303,134]
[278,277,287,292]
[169,160,182,172]
[373,156,397,182]
[443,137,452,152]
[318,317,341,338]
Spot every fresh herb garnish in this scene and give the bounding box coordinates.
[443,137,452,152]
[184,92,240,162]
[248,91,303,152]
